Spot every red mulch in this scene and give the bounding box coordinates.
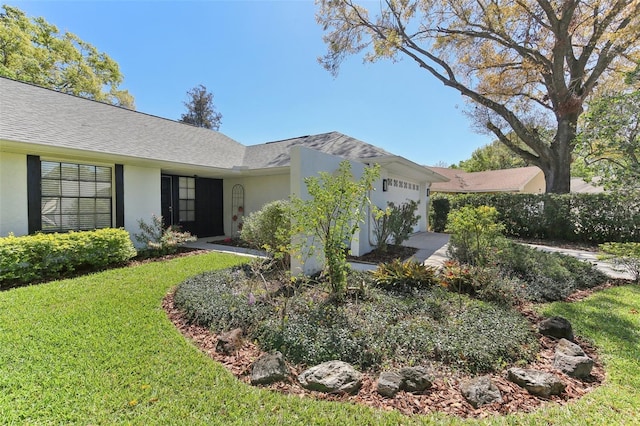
[163,287,607,419]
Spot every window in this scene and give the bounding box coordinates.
[41,161,112,231]
[179,177,195,222]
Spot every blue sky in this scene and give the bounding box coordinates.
[13,0,495,166]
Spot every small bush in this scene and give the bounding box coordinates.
[388,200,421,245]
[599,242,640,281]
[439,260,477,295]
[446,205,506,266]
[430,196,450,232]
[0,228,136,287]
[134,214,196,256]
[240,200,291,266]
[373,259,438,292]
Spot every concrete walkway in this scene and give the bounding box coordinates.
[187,233,632,280]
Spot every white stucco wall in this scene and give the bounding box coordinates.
[123,165,161,243]
[223,173,289,237]
[290,146,370,275]
[0,151,28,237]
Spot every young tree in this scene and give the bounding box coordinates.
[316,0,640,193]
[0,5,134,108]
[179,84,223,130]
[291,160,380,300]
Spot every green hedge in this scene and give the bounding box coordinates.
[429,193,640,243]
[0,228,137,287]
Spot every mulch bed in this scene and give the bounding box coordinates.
[347,245,419,264]
[163,286,608,419]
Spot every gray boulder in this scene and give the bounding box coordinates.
[399,366,434,393]
[298,361,362,394]
[376,371,404,398]
[553,339,594,378]
[538,316,574,340]
[460,376,502,408]
[216,328,243,354]
[250,352,289,385]
[507,368,566,397]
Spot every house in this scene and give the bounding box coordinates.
[427,166,545,194]
[0,77,448,265]
[427,166,604,194]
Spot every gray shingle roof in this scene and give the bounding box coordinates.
[1,77,418,174]
[0,77,246,168]
[243,132,393,169]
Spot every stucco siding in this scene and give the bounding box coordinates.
[123,165,161,243]
[0,151,28,236]
[523,172,546,193]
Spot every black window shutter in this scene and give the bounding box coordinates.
[115,164,124,228]
[27,155,41,234]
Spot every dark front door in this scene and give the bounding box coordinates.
[160,174,223,238]
[195,177,223,237]
[160,175,175,228]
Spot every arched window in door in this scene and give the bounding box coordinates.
[231,184,245,238]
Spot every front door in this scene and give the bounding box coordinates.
[160,175,174,228]
[160,174,223,237]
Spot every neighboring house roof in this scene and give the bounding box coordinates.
[428,166,543,193]
[570,178,604,194]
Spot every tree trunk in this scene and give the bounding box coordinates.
[541,116,576,194]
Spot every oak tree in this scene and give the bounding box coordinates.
[455,139,529,172]
[316,0,640,193]
[0,5,134,108]
[179,84,223,130]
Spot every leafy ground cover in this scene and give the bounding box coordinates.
[0,251,637,424]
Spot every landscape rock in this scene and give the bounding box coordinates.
[555,338,585,357]
[216,328,243,355]
[298,361,362,394]
[507,367,566,397]
[538,316,574,340]
[459,376,502,408]
[250,351,289,385]
[399,366,434,393]
[376,371,404,398]
[553,339,594,378]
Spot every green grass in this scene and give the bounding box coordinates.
[0,252,638,425]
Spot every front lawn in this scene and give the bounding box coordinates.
[0,252,637,424]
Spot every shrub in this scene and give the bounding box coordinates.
[372,259,438,292]
[173,267,273,334]
[388,200,421,245]
[439,260,477,295]
[240,200,291,266]
[599,242,640,281]
[496,242,608,302]
[446,205,506,266]
[134,214,196,256]
[430,196,450,232]
[371,205,393,252]
[0,229,136,287]
[431,192,640,243]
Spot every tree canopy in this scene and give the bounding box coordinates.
[179,84,223,130]
[0,5,134,108]
[574,89,639,192]
[455,139,529,172]
[316,0,640,193]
